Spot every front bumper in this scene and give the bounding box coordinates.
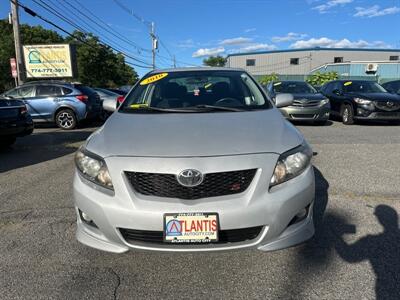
[73,154,315,253]
[0,118,34,138]
[354,111,400,121]
[280,104,330,122]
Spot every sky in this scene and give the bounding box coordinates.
[2,0,400,76]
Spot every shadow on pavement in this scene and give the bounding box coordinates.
[278,167,400,299]
[334,205,400,299]
[0,129,93,173]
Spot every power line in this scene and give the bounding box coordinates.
[13,0,152,69]
[67,0,152,54]
[110,0,198,68]
[28,0,153,67]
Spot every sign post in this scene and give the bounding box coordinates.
[10,58,18,87]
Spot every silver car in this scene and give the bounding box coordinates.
[73,68,315,253]
[266,81,330,124]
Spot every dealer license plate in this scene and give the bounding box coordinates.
[163,213,219,243]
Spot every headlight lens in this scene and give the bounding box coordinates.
[320,98,329,105]
[270,143,313,188]
[75,146,114,190]
[354,98,372,105]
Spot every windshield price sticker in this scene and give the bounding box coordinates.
[140,73,168,85]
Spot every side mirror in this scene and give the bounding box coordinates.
[332,89,343,96]
[275,93,294,108]
[102,98,117,112]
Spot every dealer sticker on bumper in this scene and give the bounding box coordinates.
[163,213,218,243]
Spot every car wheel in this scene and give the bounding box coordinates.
[0,137,16,148]
[341,105,354,125]
[55,109,77,130]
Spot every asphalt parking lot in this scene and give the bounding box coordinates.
[0,121,399,300]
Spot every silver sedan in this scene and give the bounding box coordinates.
[73,68,315,253]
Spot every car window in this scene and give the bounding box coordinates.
[62,87,73,95]
[343,81,387,93]
[7,86,36,98]
[273,81,317,94]
[75,85,96,95]
[121,71,271,112]
[36,85,62,97]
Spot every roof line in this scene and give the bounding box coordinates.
[226,47,400,58]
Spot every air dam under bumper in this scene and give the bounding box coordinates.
[73,153,315,253]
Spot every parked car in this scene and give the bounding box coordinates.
[93,88,120,119]
[265,81,330,124]
[381,80,400,95]
[73,67,315,253]
[320,80,400,125]
[2,81,102,130]
[0,97,33,147]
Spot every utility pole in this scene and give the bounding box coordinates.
[150,22,158,70]
[173,55,176,68]
[10,0,25,85]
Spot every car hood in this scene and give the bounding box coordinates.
[86,109,304,158]
[291,93,326,100]
[346,92,400,102]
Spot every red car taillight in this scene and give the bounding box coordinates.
[76,95,89,102]
[117,95,125,104]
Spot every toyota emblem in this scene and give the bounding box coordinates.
[177,169,204,187]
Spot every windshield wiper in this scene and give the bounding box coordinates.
[190,105,245,112]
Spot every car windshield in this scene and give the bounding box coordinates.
[273,81,317,94]
[120,70,270,113]
[343,81,387,93]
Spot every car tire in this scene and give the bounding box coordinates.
[55,109,77,130]
[341,104,355,125]
[0,137,16,148]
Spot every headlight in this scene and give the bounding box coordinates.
[270,143,313,188]
[75,146,114,190]
[354,98,372,105]
[320,98,329,105]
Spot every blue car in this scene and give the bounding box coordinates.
[2,81,102,129]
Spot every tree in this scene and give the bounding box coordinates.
[307,71,338,87]
[203,55,227,67]
[258,73,279,85]
[0,19,138,92]
[0,19,64,92]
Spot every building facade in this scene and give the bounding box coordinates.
[226,48,400,78]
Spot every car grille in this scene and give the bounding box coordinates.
[290,114,316,119]
[119,226,263,244]
[125,169,257,200]
[374,101,400,111]
[292,99,321,107]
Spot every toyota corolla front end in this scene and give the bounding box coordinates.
[72,68,315,253]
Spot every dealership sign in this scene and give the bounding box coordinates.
[23,44,74,78]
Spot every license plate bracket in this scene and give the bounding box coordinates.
[163,213,219,243]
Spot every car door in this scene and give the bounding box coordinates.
[30,85,62,121]
[323,82,343,114]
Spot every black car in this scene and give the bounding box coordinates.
[320,80,400,125]
[381,80,400,95]
[0,98,34,147]
[105,88,127,96]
